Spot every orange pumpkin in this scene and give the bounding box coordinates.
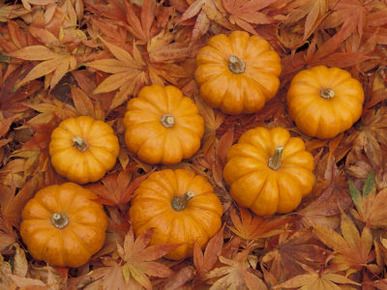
[223,127,315,216]
[195,30,282,114]
[123,85,204,164]
[287,66,365,139]
[49,116,120,184]
[20,182,108,267]
[129,169,223,260]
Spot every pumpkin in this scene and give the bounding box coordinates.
[123,84,204,164]
[194,30,282,114]
[223,127,315,216]
[129,169,223,260]
[287,66,365,139]
[49,116,120,184]
[20,182,108,267]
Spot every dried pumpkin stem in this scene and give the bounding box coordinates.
[72,136,89,152]
[171,190,195,211]
[228,55,246,74]
[160,114,175,128]
[51,212,69,229]
[320,87,335,99]
[268,145,284,171]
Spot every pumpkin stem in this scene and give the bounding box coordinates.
[72,136,89,152]
[320,87,335,99]
[268,145,284,170]
[160,114,175,128]
[171,190,195,211]
[228,55,246,74]
[51,212,69,229]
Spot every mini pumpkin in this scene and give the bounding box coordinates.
[195,30,282,114]
[49,116,120,184]
[123,85,204,164]
[287,66,365,139]
[20,182,108,267]
[129,169,223,260]
[223,127,315,216]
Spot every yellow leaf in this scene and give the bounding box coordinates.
[7,45,60,60]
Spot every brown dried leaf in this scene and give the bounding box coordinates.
[274,267,360,289]
[229,207,291,242]
[205,248,267,289]
[314,211,375,272]
[87,170,150,205]
[261,229,327,282]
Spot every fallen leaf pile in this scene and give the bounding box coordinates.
[0,0,386,289]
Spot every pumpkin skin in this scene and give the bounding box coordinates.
[20,182,108,267]
[223,127,315,216]
[123,85,204,164]
[194,30,282,114]
[287,66,365,139]
[129,169,223,260]
[49,116,120,184]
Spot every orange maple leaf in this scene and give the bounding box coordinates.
[274,266,360,289]
[8,45,77,90]
[86,170,150,205]
[221,0,276,35]
[85,38,148,111]
[261,229,328,282]
[229,207,292,243]
[314,211,376,273]
[349,171,387,228]
[205,247,267,289]
[86,228,179,289]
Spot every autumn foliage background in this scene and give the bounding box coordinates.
[0,0,386,288]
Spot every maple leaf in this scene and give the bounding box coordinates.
[228,207,292,243]
[87,228,178,290]
[124,0,160,43]
[177,0,229,42]
[193,225,224,284]
[349,171,387,228]
[24,96,78,126]
[273,265,360,289]
[279,0,328,48]
[314,211,376,273]
[346,107,387,183]
[86,170,150,205]
[261,229,328,283]
[70,85,104,120]
[298,154,352,228]
[7,45,78,90]
[85,38,148,111]
[205,247,267,290]
[221,0,276,35]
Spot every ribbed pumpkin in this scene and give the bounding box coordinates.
[195,30,282,114]
[49,116,120,184]
[223,127,315,216]
[123,84,204,164]
[20,182,108,267]
[129,169,223,260]
[287,66,365,139]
